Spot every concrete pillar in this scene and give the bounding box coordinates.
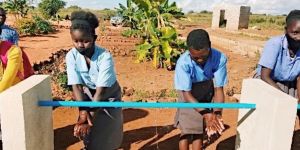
[236,79,297,150]
[239,6,251,29]
[0,75,53,150]
[212,8,221,29]
[226,6,241,30]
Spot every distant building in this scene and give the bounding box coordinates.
[212,5,251,30]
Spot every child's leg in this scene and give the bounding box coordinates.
[191,134,203,150]
[179,134,190,150]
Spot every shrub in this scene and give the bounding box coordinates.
[34,16,53,34]
[57,72,71,91]
[122,29,141,38]
[16,16,54,35]
[16,18,36,35]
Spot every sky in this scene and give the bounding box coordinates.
[1,0,299,15]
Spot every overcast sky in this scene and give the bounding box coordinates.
[1,0,299,15]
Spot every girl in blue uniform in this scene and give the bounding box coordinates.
[255,10,300,122]
[66,11,123,150]
[174,29,227,150]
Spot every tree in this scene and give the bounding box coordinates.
[3,0,30,19]
[67,5,81,10]
[38,0,66,19]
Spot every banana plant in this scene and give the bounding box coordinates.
[119,0,186,70]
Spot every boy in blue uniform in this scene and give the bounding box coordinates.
[66,11,123,150]
[255,10,300,122]
[174,29,227,150]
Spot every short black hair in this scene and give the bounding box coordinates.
[286,10,300,27]
[70,10,99,35]
[0,7,6,15]
[187,29,211,50]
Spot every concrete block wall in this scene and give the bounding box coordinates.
[212,9,221,29]
[225,6,241,30]
[239,6,251,29]
[212,5,251,30]
[0,75,53,150]
[236,79,298,149]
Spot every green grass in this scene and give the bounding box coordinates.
[178,12,212,26]
[179,12,285,31]
[249,14,285,30]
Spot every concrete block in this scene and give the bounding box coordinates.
[236,79,298,150]
[212,5,250,30]
[0,75,53,150]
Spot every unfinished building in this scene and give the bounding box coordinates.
[212,5,251,30]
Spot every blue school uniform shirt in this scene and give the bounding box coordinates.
[66,45,117,89]
[174,48,228,91]
[0,24,19,45]
[257,35,300,81]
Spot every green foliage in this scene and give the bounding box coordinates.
[67,5,82,10]
[58,7,116,21]
[57,72,71,91]
[94,9,117,20]
[16,18,36,35]
[3,0,30,18]
[16,16,53,35]
[57,5,82,19]
[184,12,212,26]
[118,0,185,69]
[33,16,53,34]
[122,29,141,37]
[38,0,66,19]
[249,14,285,30]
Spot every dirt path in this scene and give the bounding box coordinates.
[19,29,73,64]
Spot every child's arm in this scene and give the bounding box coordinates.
[261,67,282,90]
[181,90,212,113]
[72,85,93,137]
[92,87,106,101]
[213,87,225,113]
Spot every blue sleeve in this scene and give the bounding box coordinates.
[66,52,83,85]
[174,61,192,91]
[96,53,117,87]
[12,30,19,46]
[258,38,281,69]
[213,53,228,87]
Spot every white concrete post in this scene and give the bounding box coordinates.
[236,79,298,150]
[0,75,53,150]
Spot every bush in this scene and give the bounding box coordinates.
[122,29,141,38]
[249,14,286,30]
[16,18,36,35]
[34,16,53,34]
[16,16,54,35]
[57,71,70,90]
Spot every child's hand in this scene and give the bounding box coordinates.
[203,113,225,137]
[78,110,93,126]
[74,110,93,138]
[74,123,92,138]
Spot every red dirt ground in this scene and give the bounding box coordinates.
[18,22,300,150]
